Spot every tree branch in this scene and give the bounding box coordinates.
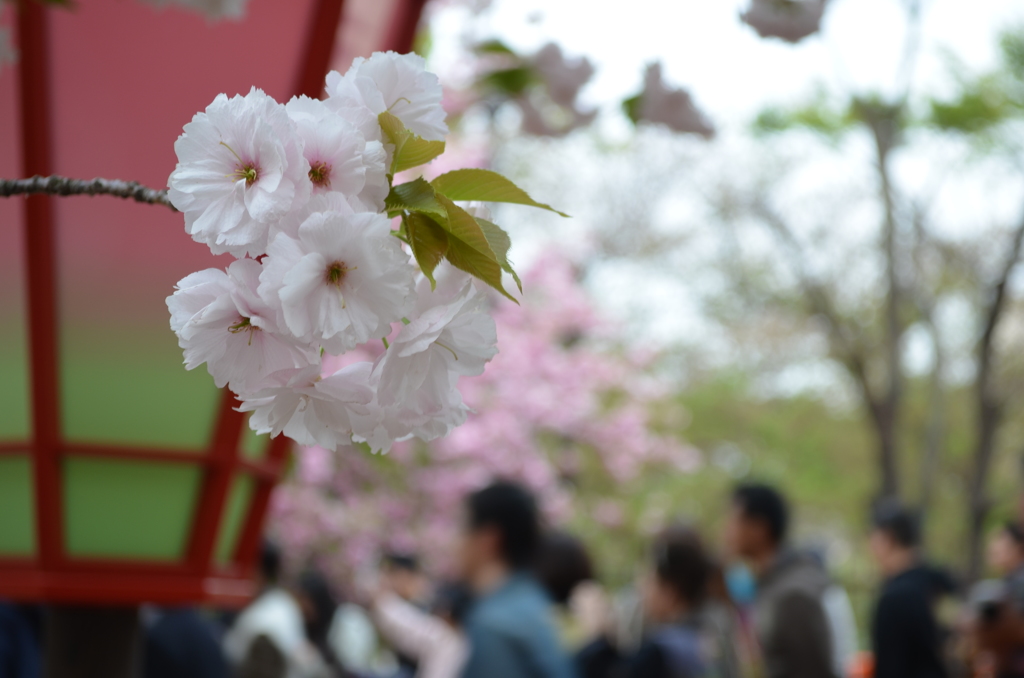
[0,175,176,211]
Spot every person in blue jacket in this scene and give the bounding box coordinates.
[457,481,576,678]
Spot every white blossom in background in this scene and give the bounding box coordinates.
[532,43,594,110]
[741,0,828,44]
[167,88,309,258]
[241,363,375,450]
[140,0,249,21]
[258,210,414,354]
[285,96,389,212]
[632,63,715,139]
[325,51,449,142]
[167,259,317,392]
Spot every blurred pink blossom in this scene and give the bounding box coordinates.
[270,254,695,583]
[740,0,828,44]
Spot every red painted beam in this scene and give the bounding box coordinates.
[293,0,347,99]
[0,569,255,608]
[18,0,65,570]
[384,0,429,54]
[185,389,246,572]
[233,434,292,565]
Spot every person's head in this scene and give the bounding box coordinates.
[294,568,337,646]
[458,481,541,581]
[641,525,711,624]
[725,484,789,562]
[380,552,428,602]
[988,522,1024,576]
[869,499,920,576]
[258,539,283,590]
[534,530,595,606]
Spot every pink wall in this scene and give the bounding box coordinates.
[3,0,325,329]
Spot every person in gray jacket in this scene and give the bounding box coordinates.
[724,484,838,678]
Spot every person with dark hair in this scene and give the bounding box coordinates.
[534,530,595,607]
[457,481,574,678]
[576,525,736,678]
[724,483,838,678]
[224,539,315,678]
[971,522,1024,677]
[142,606,228,678]
[869,500,947,678]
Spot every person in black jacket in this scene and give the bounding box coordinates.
[869,500,948,678]
[576,525,734,678]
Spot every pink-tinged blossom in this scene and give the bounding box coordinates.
[240,363,375,451]
[285,96,388,212]
[377,276,497,407]
[632,63,715,139]
[258,210,415,355]
[166,259,316,393]
[741,0,828,44]
[325,51,448,142]
[168,88,309,258]
[271,254,696,580]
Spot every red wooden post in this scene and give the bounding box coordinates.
[18,0,65,573]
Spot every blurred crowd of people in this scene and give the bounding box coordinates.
[8,481,1024,678]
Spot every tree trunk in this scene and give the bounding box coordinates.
[919,322,946,520]
[43,606,141,678]
[967,399,1001,581]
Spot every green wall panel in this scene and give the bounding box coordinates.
[64,458,201,559]
[60,328,220,450]
[239,415,268,461]
[0,325,29,441]
[0,456,35,556]
[215,476,254,564]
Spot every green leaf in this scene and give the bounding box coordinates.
[477,66,538,96]
[928,76,1013,133]
[622,93,643,124]
[474,39,517,56]
[434,195,515,301]
[431,169,569,217]
[405,213,449,288]
[378,112,446,174]
[385,178,447,219]
[475,218,522,293]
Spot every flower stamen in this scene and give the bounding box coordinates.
[308,161,332,188]
[325,261,353,287]
[228,317,261,346]
[435,340,459,361]
[220,142,259,186]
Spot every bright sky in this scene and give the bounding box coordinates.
[435,0,1024,127]
[429,0,1024,390]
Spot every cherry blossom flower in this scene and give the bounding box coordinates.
[240,363,375,450]
[741,0,828,44]
[271,255,698,580]
[377,276,497,408]
[167,259,317,392]
[258,210,415,354]
[167,87,309,258]
[325,51,448,142]
[630,63,715,138]
[285,96,388,212]
[532,43,594,109]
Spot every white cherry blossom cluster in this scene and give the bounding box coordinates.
[166,52,499,454]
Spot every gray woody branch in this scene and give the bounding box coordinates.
[0,175,176,211]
